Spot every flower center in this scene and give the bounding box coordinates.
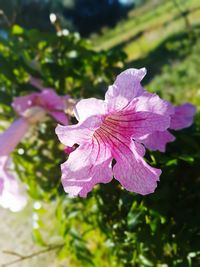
[93,111,136,147]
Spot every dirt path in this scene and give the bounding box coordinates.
[0,206,68,267]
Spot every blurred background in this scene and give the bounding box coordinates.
[0,0,200,266]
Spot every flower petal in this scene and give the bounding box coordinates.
[37,89,65,110]
[0,178,3,194]
[0,176,27,212]
[105,68,146,111]
[139,131,175,152]
[170,103,196,130]
[61,141,113,197]
[134,92,174,115]
[74,98,107,121]
[48,111,68,125]
[106,108,171,139]
[0,118,29,156]
[0,156,27,212]
[55,116,103,147]
[12,89,67,117]
[112,140,161,195]
[103,92,172,139]
[94,126,159,195]
[12,94,36,116]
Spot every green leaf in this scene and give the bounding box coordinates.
[11,25,24,35]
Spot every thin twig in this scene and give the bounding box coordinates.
[1,244,64,267]
[0,10,11,27]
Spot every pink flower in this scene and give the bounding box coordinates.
[12,89,69,125]
[56,68,174,197]
[0,87,70,210]
[139,103,196,152]
[0,88,69,157]
[0,156,27,212]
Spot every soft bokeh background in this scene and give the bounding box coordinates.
[0,0,200,266]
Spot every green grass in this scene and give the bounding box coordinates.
[91,0,200,110]
[91,0,200,61]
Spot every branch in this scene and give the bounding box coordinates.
[0,10,11,27]
[1,244,64,267]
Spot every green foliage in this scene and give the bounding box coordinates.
[0,24,200,267]
[147,38,200,106]
[0,25,126,101]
